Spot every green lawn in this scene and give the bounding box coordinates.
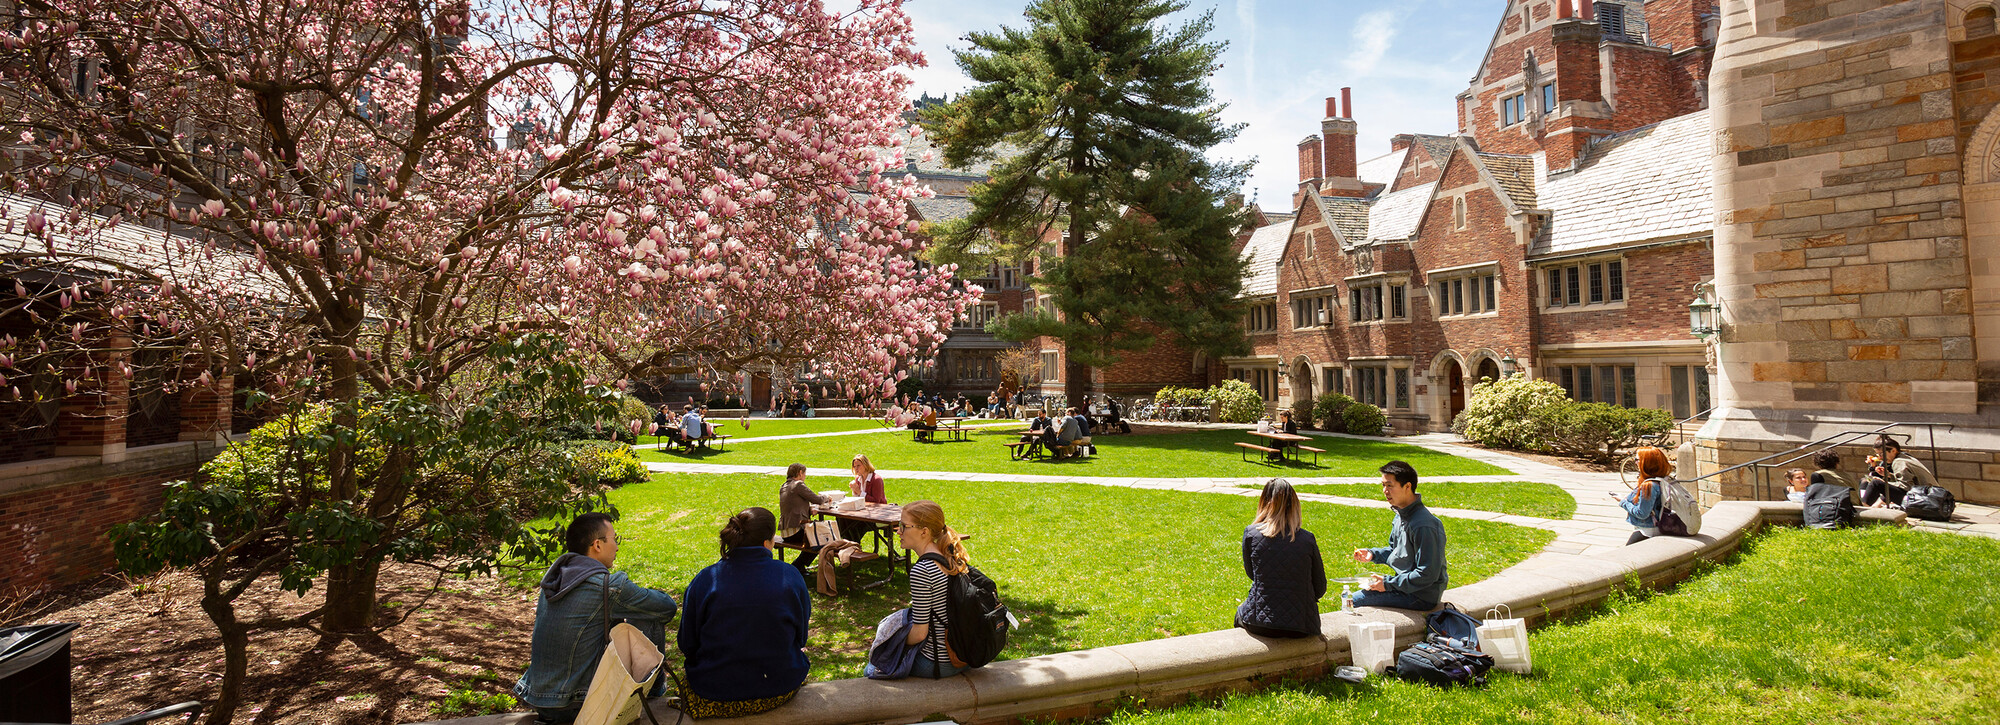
[639,428,1514,478]
[1106,526,2000,725]
[1261,481,1576,520]
[599,472,1551,681]
[636,417,968,441]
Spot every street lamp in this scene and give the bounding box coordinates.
[1689,282,1719,339]
[1500,355,1518,376]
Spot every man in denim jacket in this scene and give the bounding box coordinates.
[516,513,679,724]
[1349,460,1448,610]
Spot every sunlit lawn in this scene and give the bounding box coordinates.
[638,428,1514,478]
[601,472,1551,681]
[1266,481,1577,520]
[1106,526,2000,724]
[634,416,982,442]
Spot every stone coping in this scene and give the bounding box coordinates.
[0,439,224,498]
[414,503,1905,725]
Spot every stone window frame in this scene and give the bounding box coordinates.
[1039,350,1060,382]
[1287,284,1340,330]
[956,301,1000,329]
[1427,262,1503,320]
[1242,298,1280,334]
[1344,272,1411,326]
[1499,91,1528,128]
[1346,357,1415,411]
[1453,196,1468,230]
[1544,360,1640,409]
[1536,255,1628,315]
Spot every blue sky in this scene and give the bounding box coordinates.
[899,0,1508,212]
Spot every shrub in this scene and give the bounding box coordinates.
[1206,379,1264,424]
[1540,401,1673,462]
[564,440,649,488]
[1153,385,1203,408]
[1458,376,1570,451]
[1312,392,1354,430]
[1342,402,1388,436]
[1290,397,1316,429]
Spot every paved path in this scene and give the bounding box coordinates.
[644,430,1648,557]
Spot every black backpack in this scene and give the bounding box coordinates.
[1394,637,1493,688]
[1901,485,1957,522]
[919,553,1010,669]
[1801,483,1856,530]
[1425,603,1481,649]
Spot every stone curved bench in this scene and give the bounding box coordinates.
[420,502,1904,725]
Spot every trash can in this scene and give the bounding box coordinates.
[0,623,80,724]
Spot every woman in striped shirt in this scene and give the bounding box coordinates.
[895,499,970,678]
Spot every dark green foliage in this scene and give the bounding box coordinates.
[925,0,1252,390]
[1311,392,1354,430]
[1541,401,1674,462]
[1341,403,1387,436]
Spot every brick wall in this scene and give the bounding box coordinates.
[1407,161,1535,366]
[0,446,212,596]
[1534,243,1712,346]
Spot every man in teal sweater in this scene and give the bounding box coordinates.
[1350,460,1448,610]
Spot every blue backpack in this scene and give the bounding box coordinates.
[1425,603,1481,650]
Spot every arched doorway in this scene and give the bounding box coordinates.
[1289,356,1315,411]
[1445,359,1467,421]
[1476,358,1500,384]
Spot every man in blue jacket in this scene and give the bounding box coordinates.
[1349,460,1448,610]
[516,513,678,724]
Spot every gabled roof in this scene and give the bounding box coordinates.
[910,195,975,225]
[1532,110,1713,256]
[1356,148,1408,188]
[1237,219,1294,298]
[1362,182,1437,244]
[1318,196,1371,243]
[1414,136,1460,166]
[1476,152,1538,210]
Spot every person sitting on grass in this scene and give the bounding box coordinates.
[1861,435,1934,509]
[515,513,678,724]
[676,507,812,719]
[1348,461,1446,611]
[1237,479,1326,638]
[777,463,833,577]
[866,499,972,680]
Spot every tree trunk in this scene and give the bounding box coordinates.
[320,559,382,631]
[200,597,249,725]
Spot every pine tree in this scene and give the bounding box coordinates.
[925,0,1251,404]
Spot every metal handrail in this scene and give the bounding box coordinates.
[1684,421,1951,500]
[1640,406,1717,448]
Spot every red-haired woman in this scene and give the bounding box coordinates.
[1620,446,1676,545]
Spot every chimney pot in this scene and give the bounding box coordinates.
[1581,0,1595,21]
[1325,97,1339,119]
[1558,0,1572,19]
[1341,87,1353,119]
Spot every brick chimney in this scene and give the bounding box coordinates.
[1319,88,1365,198]
[1390,134,1416,152]
[1296,134,1324,182]
[1546,13,1609,170]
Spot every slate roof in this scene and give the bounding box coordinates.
[1477,153,1539,210]
[1237,219,1294,298]
[1532,110,1713,256]
[910,195,976,225]
[891,129,1018,179]
[1356,148,1408,188]
[0,192,284,297]
[1319,197,1371,243]
[1414,135,1459,165]
[1362,182,1437,243]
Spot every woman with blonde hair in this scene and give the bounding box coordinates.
[1235,479,1326,638]
[848,454,887,504]
[868,499,973,679]
[1621,447,1676,545]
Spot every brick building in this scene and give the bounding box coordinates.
[1234,0,1719,433]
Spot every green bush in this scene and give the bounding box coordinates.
[1153,385,1204,408]
[1342,402,1388,436]
[1290,397,1316,429]
[1458,375,1570,451]
[1312,392,1354,430]
[1541,401,1673,462]
[564,440,649,488]
[1206,379,1264,424]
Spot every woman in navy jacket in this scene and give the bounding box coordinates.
[677,507,813,718]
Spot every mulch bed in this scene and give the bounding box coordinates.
[5,564,535,724]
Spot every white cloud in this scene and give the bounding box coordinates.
[1343,8,1402,77]
[1235,0,1258,91]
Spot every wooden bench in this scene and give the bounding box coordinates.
[1294,444,1325,466]
[1235,441,1279,462]
[1005,441,1043,460]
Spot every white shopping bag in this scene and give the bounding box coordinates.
[804,520,844,547]
[573,622,663,725]
[1348,621,1396,674]
[1477,604,1532,674]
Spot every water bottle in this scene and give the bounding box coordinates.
[1341,585,1354,612]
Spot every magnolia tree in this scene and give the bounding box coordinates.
[0,0,968,639]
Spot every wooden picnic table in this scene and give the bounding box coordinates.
[936,418,971,441]
[793,502,903,590]
[1242,430,1321,464]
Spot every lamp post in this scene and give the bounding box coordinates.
[1689,282,1719,339]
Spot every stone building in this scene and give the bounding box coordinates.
[1697,0,2000,506]
[1235,0,1718,433]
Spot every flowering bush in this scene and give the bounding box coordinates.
[1206,379,1264,424]
[1458,376,1571,451]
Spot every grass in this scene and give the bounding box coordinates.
[598,472,1551,681]
[1103,526,2000,724]
[1261,481,1577,520]
[638,428,1514,478]
[635,417,944,442]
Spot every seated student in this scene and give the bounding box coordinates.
[907,403,939,441]
[516,513,678,724]
[1054,407,1085,457]
[866,500,972,680]
[1348,461,1446,611]
[1267,410,1298,462]
[677,507,811,718]
[777,463,833,576]
[679,405,705,448]
[1802,449,1858,529]
[1861,435,1934,508]
[1784,468,1811,504]
[841,454,890,541]
[1236,479,1327,638]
